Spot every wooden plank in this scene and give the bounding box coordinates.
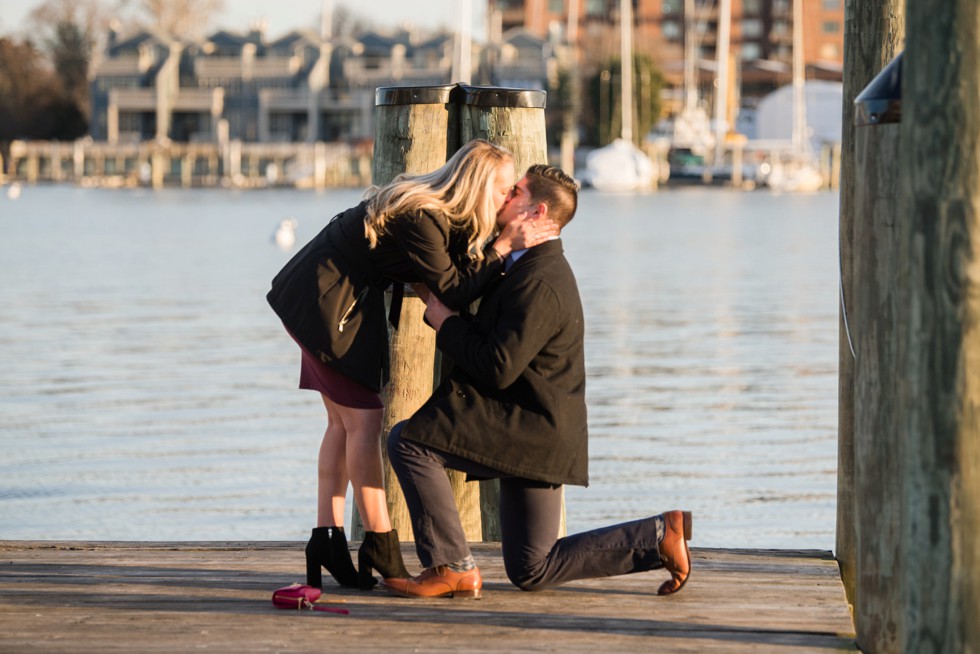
[0,542,855,653]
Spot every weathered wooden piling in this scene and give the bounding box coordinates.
[898,1,979,650]
[353,84,552,543]
[851,27,906,654]
[456,85,548,183]
[371,85,457,188]
[455,84,554,539]
[352,85,461,542]
[837,3,905,651]
[842,1,980,651]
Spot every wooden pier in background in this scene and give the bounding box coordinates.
[2,139,373,189]
[0,541,855,653]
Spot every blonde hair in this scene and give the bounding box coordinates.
[364,140,514,259]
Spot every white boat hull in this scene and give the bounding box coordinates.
[583,139,657,192]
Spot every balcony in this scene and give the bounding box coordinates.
[96,55,150,76]
[110,88,157,111]
[173,88,224,112]
[251,57,301,78]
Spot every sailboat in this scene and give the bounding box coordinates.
[665,0,717,182]
[763,0,824,193]
[582,0,657,192]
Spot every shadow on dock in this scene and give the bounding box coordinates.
[0,541,855,653]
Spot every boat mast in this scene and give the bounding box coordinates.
[453,0,473,84]
[683,0,697,118]
[791,0,807,154]
[619,0,633,143]
[712,0,731,166]
[320,0,332,39]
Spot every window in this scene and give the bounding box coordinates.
[820,43,840,59]
[742,19,763,38]
[743,0,761,13]
[662,0,680,13]
[662,20,681,40]
[549,0,563,12]
[585,0,605,17]
[822,0,840,9]
[822,21,840,33]
[740,43,761,61]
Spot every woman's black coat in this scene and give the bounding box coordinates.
[267,201,504,392]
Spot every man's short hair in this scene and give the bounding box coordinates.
[524,164,579,228]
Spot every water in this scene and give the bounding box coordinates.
[0,185,840,549]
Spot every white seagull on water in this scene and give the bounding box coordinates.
[273,217,298,250]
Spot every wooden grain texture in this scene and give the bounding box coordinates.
[843,4,906,651]
[371,103,453,187]
[455,98,569,540]
[458,106,548,178]
[358,97,485,542]
[852,123,904,654]
[363,91,557,544]
[0,542,855,653]
[836,0,905,617]
[900,1,980,652]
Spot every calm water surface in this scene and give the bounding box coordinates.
[0,184,840,549]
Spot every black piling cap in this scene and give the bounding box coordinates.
[854,51,902,126]
[375,84,455,106]
[375,83,546,109]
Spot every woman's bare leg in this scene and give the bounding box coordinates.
[325,399,391,532]
[316,395,350,527]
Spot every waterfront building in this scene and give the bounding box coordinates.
[481,28,553,89]
[89,25,463,145]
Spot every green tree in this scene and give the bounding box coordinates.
[588,53,664,147]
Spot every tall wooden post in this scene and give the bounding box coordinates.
[455,85,558,539]
[899,1,980,650]
[456,85,548,183]
[354,84,553,544]
[853,56,906,654]
[837,0,904,617]
[371,85,457,186]
[352,85,460,542]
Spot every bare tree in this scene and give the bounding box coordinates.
[331,5,374,37]
[0,37,87,142]
[26,0,115,124]
[121,0,225,37]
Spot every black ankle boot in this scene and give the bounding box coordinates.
[358,530,411,590]
[305,526,371,589]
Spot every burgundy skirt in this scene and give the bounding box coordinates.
[290,332,383,410]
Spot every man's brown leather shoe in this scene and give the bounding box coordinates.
[383,565,482,599]
[657,510,693,596]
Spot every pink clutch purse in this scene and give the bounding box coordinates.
[271,584,349,615]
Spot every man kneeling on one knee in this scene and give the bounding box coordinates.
[385,164,693,599]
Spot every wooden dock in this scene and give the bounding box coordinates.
[2,139,373,189]
[0,541,855,653]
